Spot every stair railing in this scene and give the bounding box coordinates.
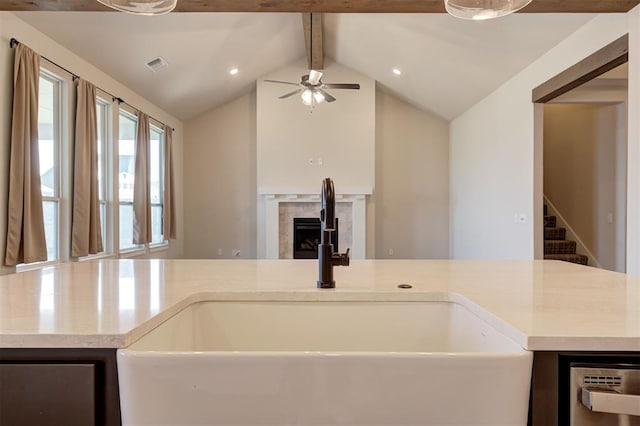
[543,195,602,269]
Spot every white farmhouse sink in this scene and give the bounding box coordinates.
[117,301,532,425]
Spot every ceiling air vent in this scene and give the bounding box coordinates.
[146,56,168,73]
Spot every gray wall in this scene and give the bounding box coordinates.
[184,91,257,259]
[374,87,450,259]
[183,85,450,259]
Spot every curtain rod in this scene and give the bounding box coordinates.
[113,97,175,132]
[11,37,79,81]
[9,37,175,132]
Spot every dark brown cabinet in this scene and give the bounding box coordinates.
[0,349,120,426]
[0,363,95,425]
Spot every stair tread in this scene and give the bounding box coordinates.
[544,254,588,265]
[544,227,566,240]
[544,215,556,228]
[544,240,577,254]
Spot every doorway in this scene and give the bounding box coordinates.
[533,35,628,272]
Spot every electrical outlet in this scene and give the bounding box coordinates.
[217,248,223,256]
[388,248,394,256]
[317,157,323,166]
[232,249,241,257]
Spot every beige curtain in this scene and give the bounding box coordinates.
[162,125,176,239]
[71,79,103,257]
[133,111,151,244]
[4,44,46,266]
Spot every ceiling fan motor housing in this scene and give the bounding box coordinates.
[301,74,322,88]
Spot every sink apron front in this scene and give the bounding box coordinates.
[117,300,533,425]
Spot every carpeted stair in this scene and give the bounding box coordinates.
[544,205,588,265]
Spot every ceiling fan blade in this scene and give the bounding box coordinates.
[278,89,303,99]
[264,79,300,87]
[308,70,323,85]
[318,89,336,103]
[323,83,360,90]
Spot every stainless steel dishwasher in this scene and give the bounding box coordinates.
[570,364,640,425]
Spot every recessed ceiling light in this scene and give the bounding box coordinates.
[392,68,402,76]
[229,67,239,76]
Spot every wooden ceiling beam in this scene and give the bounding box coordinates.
[532,34,629,103]
[302,13,323,70]
[1,0,639,13]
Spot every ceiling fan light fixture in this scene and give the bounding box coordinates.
[444,0,532,20]
[301,89,313,106]
[265,71,359,105]
[313,91,325,104]
[96,0,177,15]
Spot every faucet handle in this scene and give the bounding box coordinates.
[332,248,350,267]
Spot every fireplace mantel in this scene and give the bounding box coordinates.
[258,186,373,196]
[261,193,367,259]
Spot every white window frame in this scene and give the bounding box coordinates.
[18,64,72,272]
[79,93,115,261]
[116,105,145,256]
[40,70,62,263]
[149,121,168,250]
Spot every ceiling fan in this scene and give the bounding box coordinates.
[264,70,360,105]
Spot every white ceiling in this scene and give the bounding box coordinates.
[14,11,597,121]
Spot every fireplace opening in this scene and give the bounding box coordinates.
[293,218,338,259]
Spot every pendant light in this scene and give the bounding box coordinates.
[444,0,533,20]
[96,0,177,15]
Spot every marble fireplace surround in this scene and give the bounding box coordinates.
[262,193,367,259]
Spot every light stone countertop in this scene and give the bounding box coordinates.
[0,259,638,351]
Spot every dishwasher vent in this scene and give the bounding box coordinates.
[583,375,622,386]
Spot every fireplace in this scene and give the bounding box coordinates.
[293,218,338,259]
[260,192,367,259]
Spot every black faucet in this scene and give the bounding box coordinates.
[318,178,350,288]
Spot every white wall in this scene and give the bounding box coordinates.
[375,87,449,259]
[450,13,632,261]
[544,103,626,272]
[0,12,184,271]
[184,91,257,259]
[256,59,375,194]
[184,79,451,260]
[628,6,640,275]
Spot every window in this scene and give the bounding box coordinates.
[117,111,167,252]
[96,97,111,254]
[18,62,170,269]
[118,109,140,251]
[150,125,164,245]
[38,71,62,262]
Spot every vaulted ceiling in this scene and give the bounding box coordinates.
[5,0,639,13]
[13,11,604,120]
